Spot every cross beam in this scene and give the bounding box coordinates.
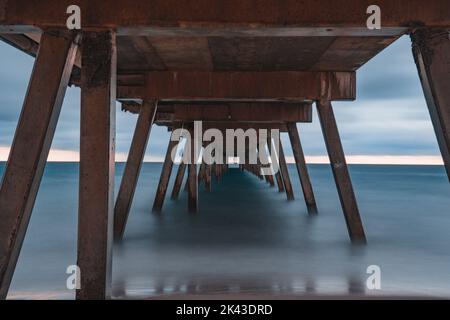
[172,122,290,132]
[140,72,355,101]
[122,102,312,122]
[1,0,449,33]
[171,103,312,122]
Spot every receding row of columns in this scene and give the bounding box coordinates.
[144,124,312,217]
[124,114,347,224]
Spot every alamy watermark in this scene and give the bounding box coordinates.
[170,121,280,176]
[66,265,81,290]
[66,5,81,30]
[366,265,382,290]
[367,5,382,30]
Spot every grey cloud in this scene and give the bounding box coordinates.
[357,36,424,100]
[0,35,441,159]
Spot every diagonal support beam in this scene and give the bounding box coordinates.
[114,100,157,240]
[256,150,264,181]
[258,138,276,188]
[275,171,284,192]
[267,133,284,192]
[77,31,117,300]
[171,155,187,200]
[411,29,450,181]
[287,123,317,214]
[152,133,178,212]
[316,100,366,244]
[277,139,295,201]
[0,31,79,300]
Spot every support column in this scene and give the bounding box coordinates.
[184,174,190,192]
[275,171,284,192]
[152,134,178,212]
[278,140,295,201]
[114,101,157,240]
[260,142,275,187]
[287,123,318,214]
[188,128,199,213]
[200,139,212,191]
[215,162,222,182]
[198,162,206,185]
[77,31,117,300]
[267,174,275,187]
[411,29,450,181]
[316,100,366,244]
[204,165,212,192]
[0,31,79,300]
[256,149,264,180]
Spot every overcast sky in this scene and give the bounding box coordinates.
[0,35,442,163]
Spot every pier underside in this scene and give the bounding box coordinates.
[0,0,449,299]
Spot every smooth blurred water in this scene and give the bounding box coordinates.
[1,162,450,299]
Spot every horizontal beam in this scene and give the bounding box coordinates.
[118,86,145,101]
[74,71,352,101]
[2,36,343,103]
[1,1,449,32]
[122,102,313,122]
[172,103,312,122]
[170,122,290,132]
[143,71,355,101]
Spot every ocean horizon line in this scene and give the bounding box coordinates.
[0,146,444,166]
[0,159,444,166]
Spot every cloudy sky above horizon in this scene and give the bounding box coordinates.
[0,35,443,164]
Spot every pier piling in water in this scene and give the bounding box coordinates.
[114,101,157,239]
[77,31,116,300]
[411,29,450,182]
[287,123,318,214]
[152,134,178,213]
[317,100,366,244]
[0,31,79,299]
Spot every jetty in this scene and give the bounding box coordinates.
[0,0,449,299]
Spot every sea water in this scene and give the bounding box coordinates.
[2,163,450,299]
